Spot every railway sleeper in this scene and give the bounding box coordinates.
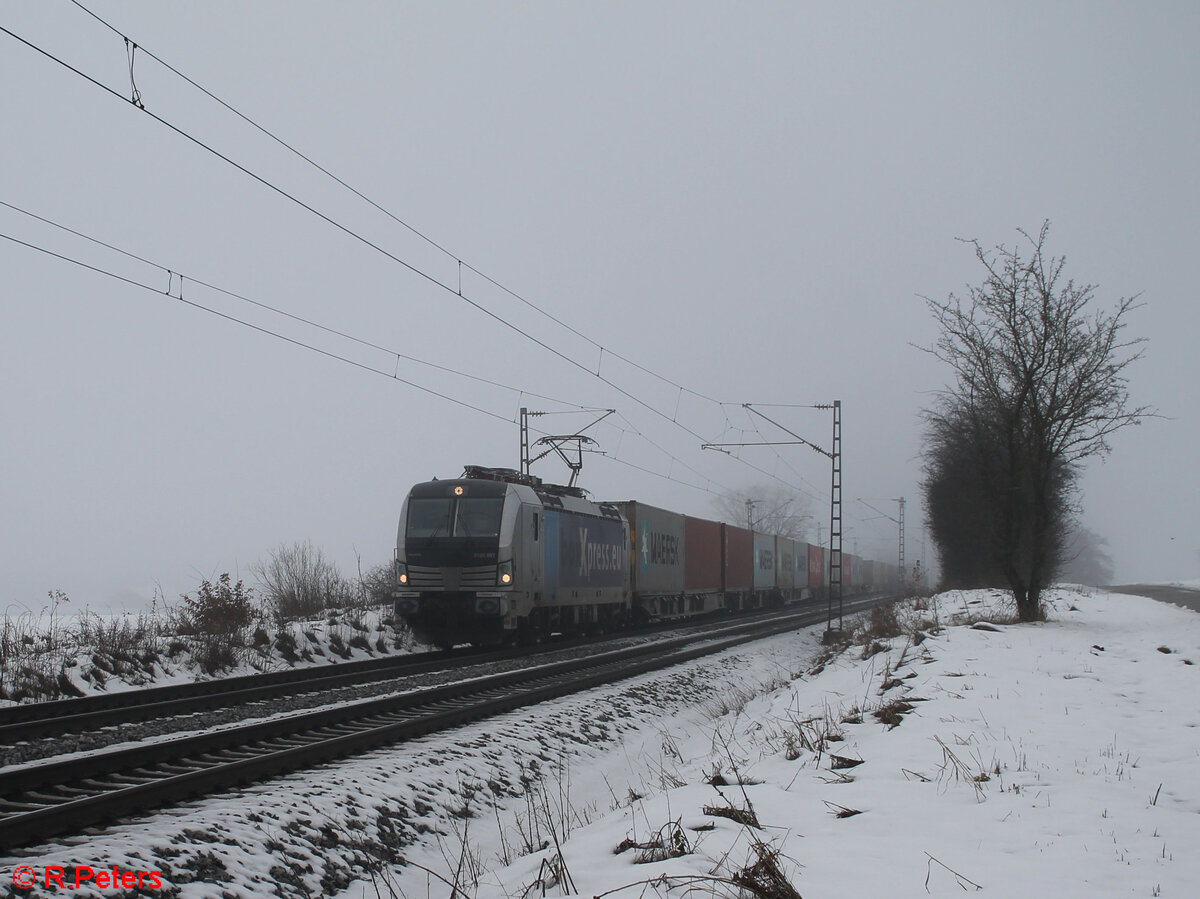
[313,724,365,737]
[418,700,463,713]
[264,736,317,749]
[41,784,98,798]
[211,750,261,761]
[79,776,134,791]
[370,712,417,724]
[103,773,160,786]
[23,790,78,806]
[195,752,240,765]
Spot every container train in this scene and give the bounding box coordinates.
[393,465,900,648]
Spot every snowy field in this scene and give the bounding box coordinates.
[385,586,1200,899]
[4,585,1198,898]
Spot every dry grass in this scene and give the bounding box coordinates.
[702,801,761,829]
[614,820,692,864]
[730,840,804,899]
[874,697,917,729]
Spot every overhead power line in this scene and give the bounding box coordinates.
[0,207,721,496]
[1,227,528,426]
[3,13,813,498]
[68,0,720,408]
[0,198,592,413]
[58,5,729,412]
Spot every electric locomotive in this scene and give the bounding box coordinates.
[393,466,630,648]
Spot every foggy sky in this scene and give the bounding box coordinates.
[2,1,1197,614]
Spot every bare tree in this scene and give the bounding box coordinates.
[922,222,1152,621]
[712,483,814,541]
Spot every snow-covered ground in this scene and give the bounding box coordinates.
[444,586,1200,899]
[5,585,1198,898]
[367,586,1196,899]
[0,605,415,706]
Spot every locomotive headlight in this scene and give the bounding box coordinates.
[395,559,409,586]
[497,560,514,586]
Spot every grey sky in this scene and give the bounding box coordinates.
[2,1,1196,612]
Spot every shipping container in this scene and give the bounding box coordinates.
[807,543,825,588]
[843,553,855,589]
[753,532,776,591]
[723,524,754,592]
[683,515,724,593]
[776,537,796,590]
[615,501,686,596]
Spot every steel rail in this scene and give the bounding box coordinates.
[0,606,796,744]
[0,598,881,850]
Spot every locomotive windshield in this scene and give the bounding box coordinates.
[407,496,504,539]
[407,498,451,538]
[454,497,504,537]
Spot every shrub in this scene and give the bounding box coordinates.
[358,561,399,608]
[181,574,254,636]
[177,574,254,675]
[255,541,355,623]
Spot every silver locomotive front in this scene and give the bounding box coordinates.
[393,469,541,647]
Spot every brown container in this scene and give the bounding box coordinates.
[807,543,825,588]
[684,515,724,592]
[723,524,754,591]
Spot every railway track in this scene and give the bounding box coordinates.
[0,606,794,746]
[0,596,881,850]
[0,642,514,745]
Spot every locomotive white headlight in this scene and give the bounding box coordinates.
[497,560,514,586]
[395,560,409,586]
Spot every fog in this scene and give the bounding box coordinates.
[1,2,1196,614]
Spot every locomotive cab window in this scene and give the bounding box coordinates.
[454,497,504,537]
[409,496,504,539]
[407,498,452,538]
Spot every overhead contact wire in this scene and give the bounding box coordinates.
[0,199,588,412]
[1,21,723,453]
[17,15,812,496]
[65,2,728,408]
[0,229,518,426]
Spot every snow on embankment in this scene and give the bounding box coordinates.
[473,588,1200,899]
